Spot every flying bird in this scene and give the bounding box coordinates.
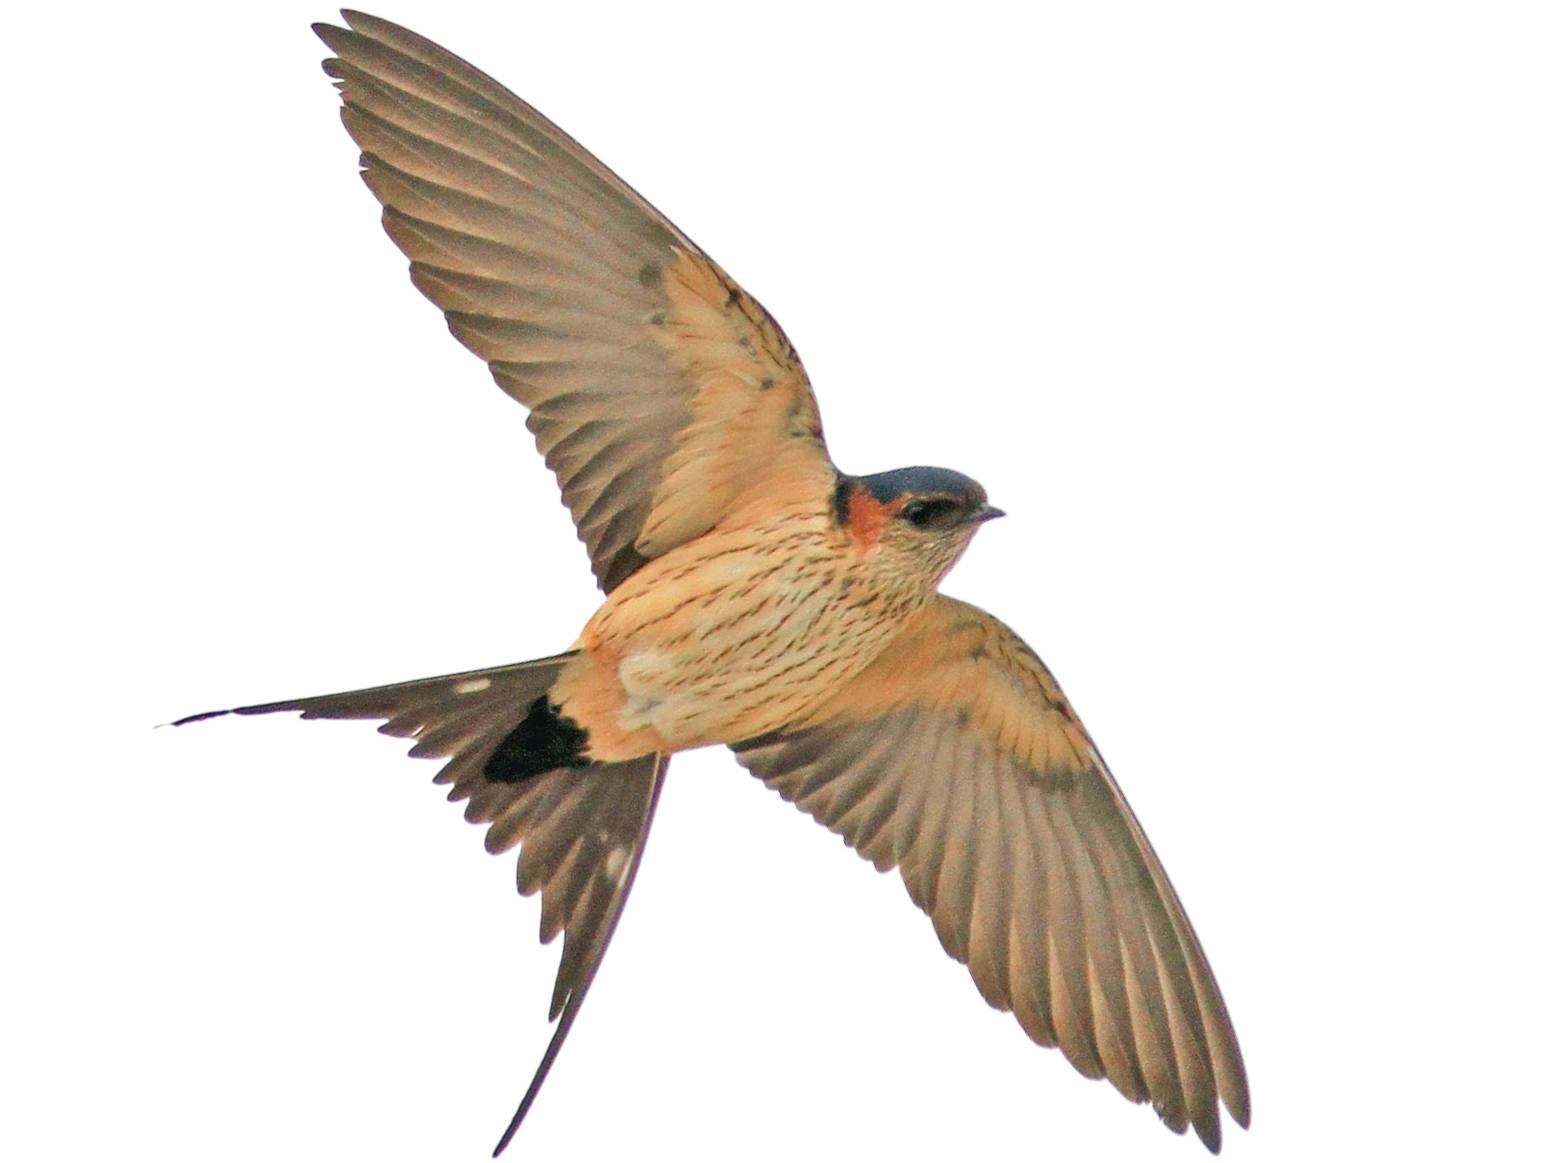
[178,10,1249,1154]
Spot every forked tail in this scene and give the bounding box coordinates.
[174,654,668,1154]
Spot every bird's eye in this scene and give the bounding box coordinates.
[901,497,958,529]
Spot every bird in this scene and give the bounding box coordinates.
[175,10,1250,1155]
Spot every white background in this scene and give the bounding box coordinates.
[6,3,1547,1160]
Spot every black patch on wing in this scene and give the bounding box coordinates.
[484,696,593,783]
[601,545,653,594]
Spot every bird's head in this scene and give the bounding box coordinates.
[835,466,1005,584]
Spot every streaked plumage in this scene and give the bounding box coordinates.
[177,10,1249,1154]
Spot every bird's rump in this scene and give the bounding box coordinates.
[316,10,833,593]
[733,596,1250,1151]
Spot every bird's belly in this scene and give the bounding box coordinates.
[577,531,923,753]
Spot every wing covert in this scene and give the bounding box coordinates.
[315,11,832,592]
[732,597,1249,1151]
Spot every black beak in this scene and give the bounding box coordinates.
[975,504,1006,523]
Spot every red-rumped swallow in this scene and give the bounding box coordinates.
[178,11,1249,1154]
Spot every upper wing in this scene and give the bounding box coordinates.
[315,12,833,592]
[732,597,1250,1151]
[176,659,667,1154]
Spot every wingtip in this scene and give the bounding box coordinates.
[1193,1093,1254,1153]
[1198,1119,1223,1155]
[1223,1059,1252,1130]
[312,22,346,60]
[312,14,347,40]
[338,9,389,38]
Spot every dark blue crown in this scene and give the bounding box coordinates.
[855,466,985,504]
[833,466,987,525]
